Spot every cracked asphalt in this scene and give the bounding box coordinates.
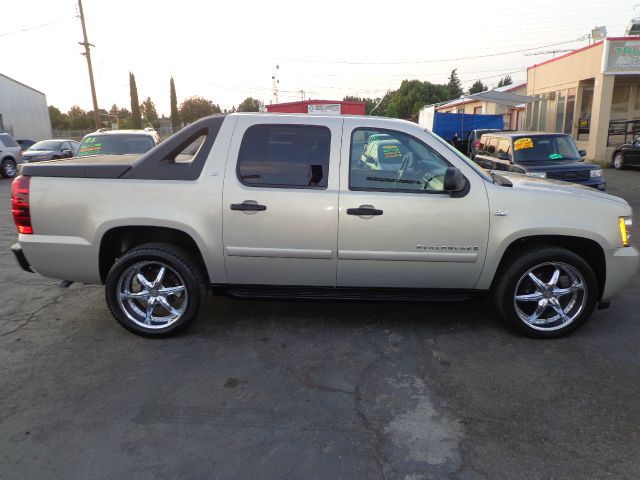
[1,170,639,480]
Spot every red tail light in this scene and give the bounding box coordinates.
[474,141,482,148]
[11,175,32,234]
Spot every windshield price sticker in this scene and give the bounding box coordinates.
[514,138,533,151]
[382,145,402,158]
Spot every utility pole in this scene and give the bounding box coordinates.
[77,0,101,129]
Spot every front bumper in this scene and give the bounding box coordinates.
[11,243,34,273]
[601,246,639,302]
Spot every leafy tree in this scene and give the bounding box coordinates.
[140,97,158,126]
[446,69,463,99]
[67,105,92,129]
[237,97,262,112]
[497,75,513,88]
[170,77,180,131]
[468,80,488,95]
[385,80,450,119]
[49,106,68,129]
[129,72,141,129]
[179,96,221,124]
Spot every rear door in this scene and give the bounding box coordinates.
[222,115,342,286]
[337,120,490,289]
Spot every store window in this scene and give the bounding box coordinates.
[531,95,540,131]
[564,88,576,134]
[555,91,566,133]
[473,106,482,115]
[611,84,631,121]
[538,94,548,131]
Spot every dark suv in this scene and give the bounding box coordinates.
[474,132,605,190]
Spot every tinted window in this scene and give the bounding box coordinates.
[237,124,330,188]
[0,134,18,148]
[497,139,511,156]
[485,137,498,156]
[29,140,63,151]
[350,128,450,193]
[77,134,156,156]
[513,135,580,162]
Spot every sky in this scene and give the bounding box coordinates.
[2,0,636,116]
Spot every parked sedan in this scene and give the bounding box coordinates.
[612,138,640,169]
[22,139,79,162]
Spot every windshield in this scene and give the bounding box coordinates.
[29,140,62,151]
[77,134,155,156]
[513,135,580,162]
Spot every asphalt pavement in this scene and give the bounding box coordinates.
[1,169,639,480]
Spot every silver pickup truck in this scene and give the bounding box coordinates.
[10,113,638,338]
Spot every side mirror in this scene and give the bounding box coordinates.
[578,149,587,157]
[443,167,466,192]
[62,149,72,157]
[497,152,510,161]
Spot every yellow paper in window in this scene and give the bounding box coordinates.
[514,138,533,150]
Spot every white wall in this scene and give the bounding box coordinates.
[0,74,52,140]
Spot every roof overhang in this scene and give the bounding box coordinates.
[462,90,538,107]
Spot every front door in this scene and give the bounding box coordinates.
[337,120,490,289]
[223,116,342,286]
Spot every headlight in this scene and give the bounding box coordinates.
[590,169,603,178]
[619,216,632,247]
[526,172,547,178]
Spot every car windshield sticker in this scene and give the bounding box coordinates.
[382,144,402,158]
[514,138,533,150]
[549,153,564,160]
[79,137,101,155]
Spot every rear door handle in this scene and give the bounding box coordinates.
[347,206,383,216]
[230,202,267,212]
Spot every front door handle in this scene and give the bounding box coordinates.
[347,206,383,216]
[230,202,267,212]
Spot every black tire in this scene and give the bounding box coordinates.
[493,246,598,339]
[1,158,16,178]
[613,152,625,170]
[105,242,207,338]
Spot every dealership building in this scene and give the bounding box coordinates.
[525,37,640,162]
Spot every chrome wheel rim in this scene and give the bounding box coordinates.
[3,161,16,177]
[513,262,587,331]
[116,261,188,329]
[614,154,623,169]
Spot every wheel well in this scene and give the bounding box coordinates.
[1,156,15,162]
[99,226,207,283]
[491,235,606,299]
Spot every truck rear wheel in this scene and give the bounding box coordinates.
[105,243,207,337]
[493,247,598,338]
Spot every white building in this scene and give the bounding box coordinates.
[0,73,52,141]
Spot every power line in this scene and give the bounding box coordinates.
[275,38,584,65]
[0,17,76,37]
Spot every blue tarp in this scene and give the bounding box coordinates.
[432,113,504,142]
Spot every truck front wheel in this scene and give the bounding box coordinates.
[105,243,207,337]
[493,247,598,338]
